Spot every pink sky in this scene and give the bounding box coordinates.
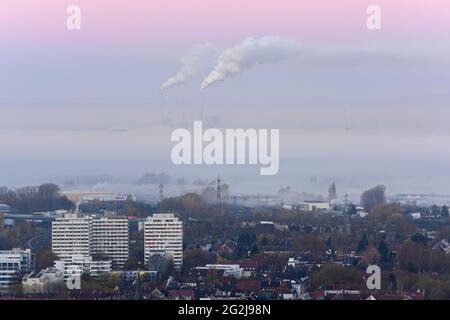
[1,1,450,191]
[2,0,449,46]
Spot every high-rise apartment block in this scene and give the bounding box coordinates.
[52,213,129,269]
[52,214,92,260]
[144,213,183,270]
[92,216,129,269]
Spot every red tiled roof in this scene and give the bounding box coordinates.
[277,285,292,294]
[374,294,409,300]
[240,260,260,269]
[309,290,325,299]
[235,280,261,292]
[332,294,361,300]
[168,289,196,299]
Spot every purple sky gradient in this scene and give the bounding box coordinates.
[1,1,450,197]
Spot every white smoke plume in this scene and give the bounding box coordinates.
[201,36,303,90]
[161,43,220,90]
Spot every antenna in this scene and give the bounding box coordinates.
[159,184,164,212]
[216,175,223,216]
[344,193,349,212]
[344,193,351,234]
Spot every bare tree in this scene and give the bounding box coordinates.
[38,183,60,199]
[361,185,386,212]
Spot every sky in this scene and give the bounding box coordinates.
[1,1,450,198]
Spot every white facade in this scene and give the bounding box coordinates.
[52,214,92,260]
[22,267,64,294]
[144,213,183,270]
[54,255,112,279]
[81,193,136,202]
[299,201,330,212]
[433,239,450,255]
[52,213,129,269]
[196,264,243,278]
[0,203,11,213]
[0,248,34,288]
[92,216,129,269]
[89,260,113,278]
[408,212,421,220]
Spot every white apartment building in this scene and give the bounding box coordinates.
[52,214,92,260]
[52,213,129,269]
[0,248,35,288]
[92,216,129,269]
[144,213,183,270]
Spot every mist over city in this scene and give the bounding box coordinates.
[2,0,450,307]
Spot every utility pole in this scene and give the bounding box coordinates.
[159,184,164,212]
[344,193,351,235]
[344,193,349,213]
[216,176,223,216]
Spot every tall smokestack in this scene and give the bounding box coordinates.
[161,43,220,91]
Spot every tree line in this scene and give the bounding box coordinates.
[0,183,74,213]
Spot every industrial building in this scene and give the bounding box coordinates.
[299,201,330,212]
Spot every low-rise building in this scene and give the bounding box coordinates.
[299,201,330,212]
[80,193,136,202]
[54,255,112,279]
[408,212,421,220]
[22,267,64,294]
[240,260,261,277]
[0,248,35,289]
[111,270,157,282]
[195,264,243,278]
[168,289,195,300]
[291,277,310,298]
[432,239,450,255]
[0,203,11,213]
